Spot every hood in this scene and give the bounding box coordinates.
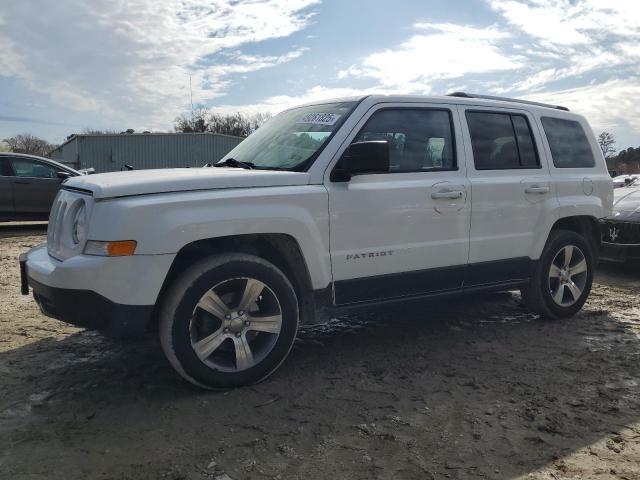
[609,185,640,222]
[64,167,310,199]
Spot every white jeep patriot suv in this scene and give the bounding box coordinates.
[20,93,613,389]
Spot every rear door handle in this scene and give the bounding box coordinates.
[524,185,550,194]
[431,190,463,199]
[14,181,31,185]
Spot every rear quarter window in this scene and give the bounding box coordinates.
[541,117,595,168]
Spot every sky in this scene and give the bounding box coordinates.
[0,0,639,151]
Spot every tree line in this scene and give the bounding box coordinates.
[2,109,272,158]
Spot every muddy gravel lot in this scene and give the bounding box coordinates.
[1,224,640,480]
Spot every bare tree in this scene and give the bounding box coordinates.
[174,106,210,133]
[174,107,272,137]
[81,128,121,135]
[3,134,57,157]
[597,131,616,158]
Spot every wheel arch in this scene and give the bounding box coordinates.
[154,233,319,326]
[549,215,601,258]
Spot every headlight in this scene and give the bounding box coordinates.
[71,203,86,244]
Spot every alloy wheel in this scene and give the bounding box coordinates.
[548,245,588,307]
[189,277,283,372]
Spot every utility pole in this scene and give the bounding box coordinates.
[189,74,194,116]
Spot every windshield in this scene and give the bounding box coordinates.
[217,101,356,170]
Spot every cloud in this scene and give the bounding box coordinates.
[0,0,319,129]
[209,85,376,115]
[528,78,640,134]
[490,0,640,85]
[338,23,520,91]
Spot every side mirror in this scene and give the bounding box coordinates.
[57,171,72,180]
[331,141,389,181]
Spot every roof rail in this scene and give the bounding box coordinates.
[446,92,569,111]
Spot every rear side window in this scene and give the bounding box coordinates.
[541,117,595,168]
[466,112,539,170]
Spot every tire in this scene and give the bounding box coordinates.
[159,253,299,389]
[521,230,594,319]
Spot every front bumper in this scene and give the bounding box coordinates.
[20,244,175,337]
[600,242,640,263]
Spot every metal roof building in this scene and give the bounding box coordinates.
[49,132,243,173]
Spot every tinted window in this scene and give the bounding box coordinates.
[541,117,595,168]
[512,116,538,167]
[0,159,12,176]
[353,109,455,172]
[466,112,540,170]
[10,159,58,178]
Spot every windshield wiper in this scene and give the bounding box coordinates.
[213,158,255,170]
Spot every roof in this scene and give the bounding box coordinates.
[289,93,575,116]
[0,151,79,173]
[51,131,244,153]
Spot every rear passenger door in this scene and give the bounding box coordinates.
[460,107,555,285]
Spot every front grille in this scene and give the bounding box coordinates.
[47,197,68,259]
[46,188,92,260]
[601,221,640,245]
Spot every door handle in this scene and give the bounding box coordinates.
[14,180,31,185]
[431,190,463,200]
[524,185,550,194]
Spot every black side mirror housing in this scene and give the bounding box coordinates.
[331,140,390,181]
[56,171,72,180]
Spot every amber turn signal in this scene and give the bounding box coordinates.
[107,240,137,256]
[84,240,137,257]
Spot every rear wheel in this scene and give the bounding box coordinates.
[159,253,299,389]
[521,230,594,319]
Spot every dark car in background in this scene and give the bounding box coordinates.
[601,177,640,263]
[0,153,80,221]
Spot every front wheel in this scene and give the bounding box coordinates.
[159,253,299,389]
[521,230,594,319]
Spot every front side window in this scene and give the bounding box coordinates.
[218,101,356,170]
[541,117,595,168]
[352,109,455,172]
[466,112,540,170]
[10,159,58,178]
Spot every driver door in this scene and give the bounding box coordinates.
[326,104,471,305]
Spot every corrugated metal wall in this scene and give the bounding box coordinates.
[50,139,79,169]
[51,133,243,173]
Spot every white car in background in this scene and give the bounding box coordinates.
[612,174,640,188]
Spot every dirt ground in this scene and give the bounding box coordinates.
[1,224,640,480]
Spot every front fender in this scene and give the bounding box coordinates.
[87,186,332,289]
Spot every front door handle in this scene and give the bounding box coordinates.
[14,180,31,185]
[524,185,550,194]
[431,190,463,200]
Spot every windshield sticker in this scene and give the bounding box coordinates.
[297,112,341,126]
